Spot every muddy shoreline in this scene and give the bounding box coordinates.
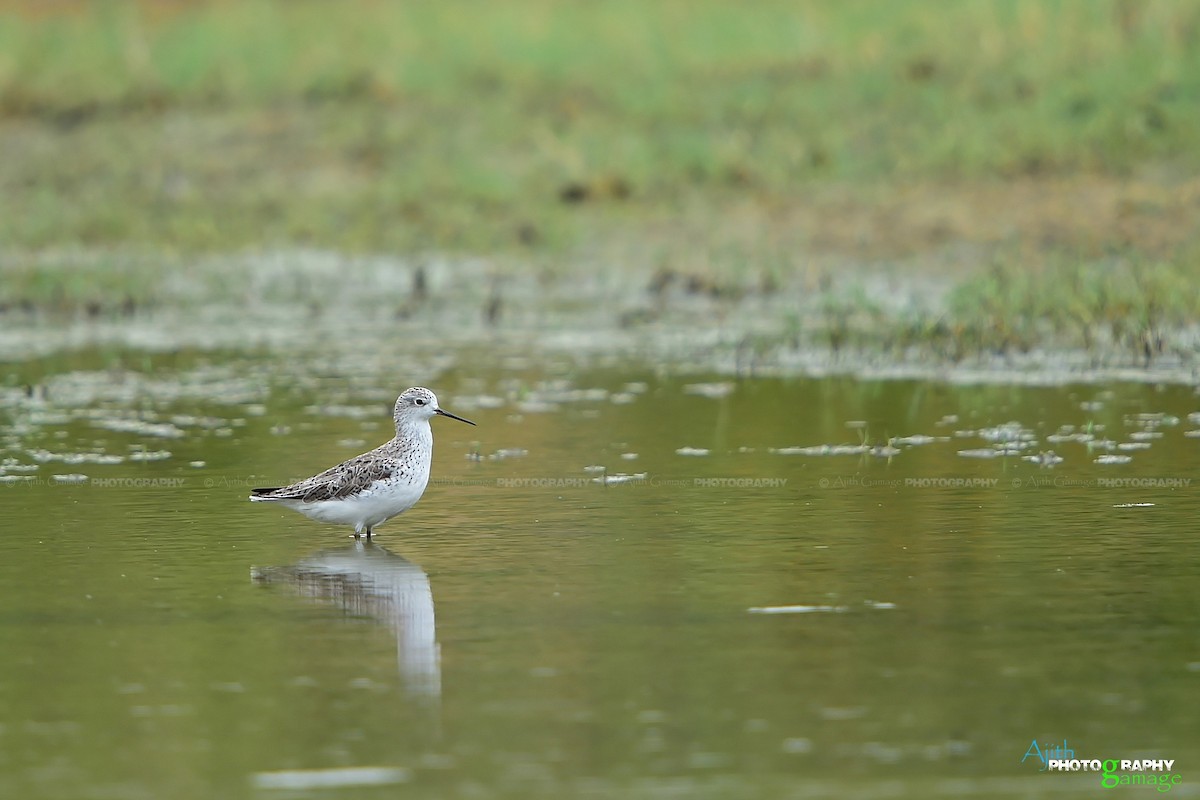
[2,250,1197,388]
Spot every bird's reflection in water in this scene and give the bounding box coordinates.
[252,542,440,702]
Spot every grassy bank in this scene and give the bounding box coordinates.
[3,1,1199,176]
[2,1,1199,248]
[1,0,1199,360]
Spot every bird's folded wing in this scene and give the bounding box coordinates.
[264,455,401,502]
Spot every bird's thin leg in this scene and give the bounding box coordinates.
[365,526,373,540]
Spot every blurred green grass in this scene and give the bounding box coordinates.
[2,1,1199,250]
[3,0,1197,180]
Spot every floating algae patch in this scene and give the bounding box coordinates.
[1022,452,1064,467]
[593,472,647,485]
[92,418,186,439]
[749,605,848,614]
[976,423,1037,445]
[770,445,873,456]
[488,448,528,460]
[957,448,1003,459]
[35,367,267,407]
[684,382,735,399]
[26,450,124,465]
[127,449,172,462]
[892,434,942,446]
[252,767,411,790]
[748,601,899,615]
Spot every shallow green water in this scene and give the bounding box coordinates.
[1,352,1198,799]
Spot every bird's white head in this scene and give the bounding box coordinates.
[394,387,476,428]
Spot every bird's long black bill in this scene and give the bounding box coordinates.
[437,408,476,426]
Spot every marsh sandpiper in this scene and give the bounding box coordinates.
[250,387,475,538]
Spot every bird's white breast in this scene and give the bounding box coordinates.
[287,473,430,528]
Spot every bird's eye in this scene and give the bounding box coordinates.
[415,398,426,406]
